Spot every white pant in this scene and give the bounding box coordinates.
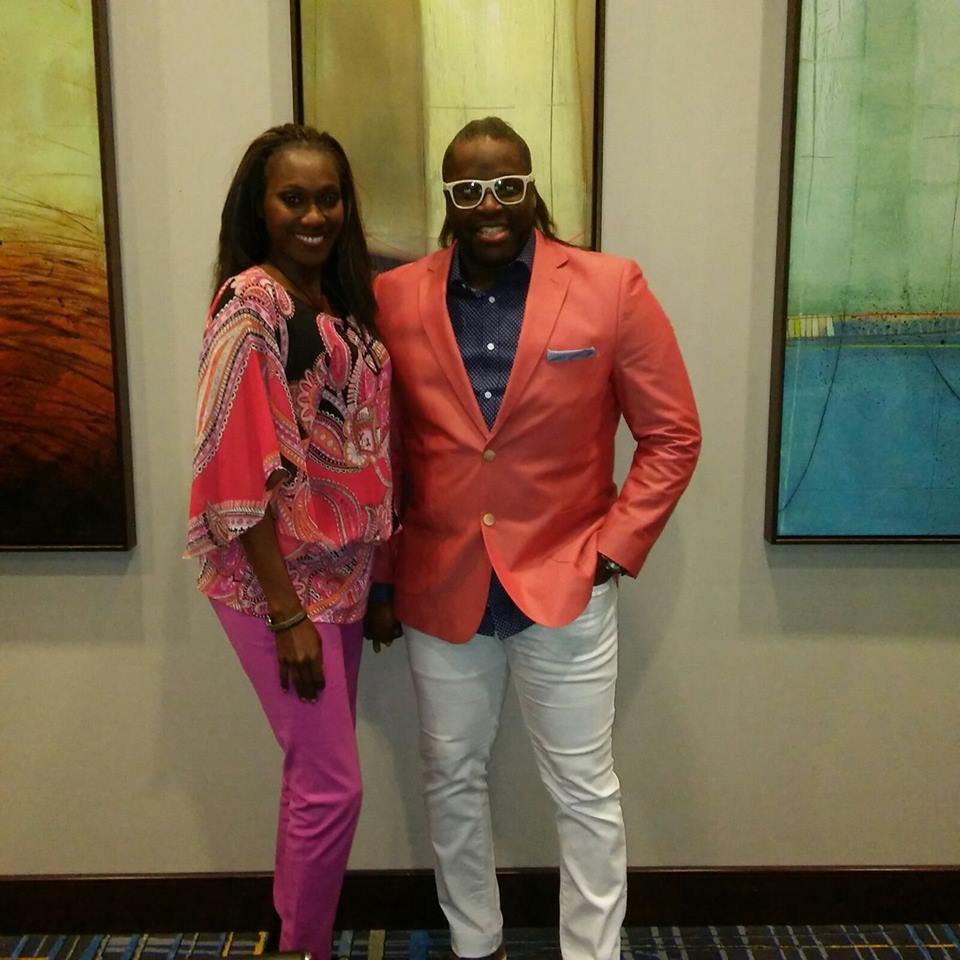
[405,581,626,960]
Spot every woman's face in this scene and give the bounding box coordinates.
[261,145,344,276]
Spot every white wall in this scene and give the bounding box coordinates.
[1,0,959,875]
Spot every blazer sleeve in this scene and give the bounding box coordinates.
[596,261,701,575]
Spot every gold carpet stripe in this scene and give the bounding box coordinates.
[366,929,386,960]
[131,935,148,960]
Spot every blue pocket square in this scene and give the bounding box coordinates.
[546,346,597,363]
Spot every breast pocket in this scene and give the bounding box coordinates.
[546,346,597,363]
[538,343,607,411]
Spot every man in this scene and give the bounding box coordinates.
[367,117,701,960]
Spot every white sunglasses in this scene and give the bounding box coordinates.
[442,174,535,209]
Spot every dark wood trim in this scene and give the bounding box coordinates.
[289,0,304,124]
[4,866,959,933]
[90,0,136,551]
[0,872,278,936]
[763,0,802,545]
[623,866,960,925]
[591,0,606,251]
[764,533,960,545]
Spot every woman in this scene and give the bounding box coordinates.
[185,124,391,953]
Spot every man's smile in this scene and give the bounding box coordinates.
[475,224,511,242]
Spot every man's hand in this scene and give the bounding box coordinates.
[275,617,325,702]
[364,599,403,653]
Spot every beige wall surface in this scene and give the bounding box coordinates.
[1,0,958,875]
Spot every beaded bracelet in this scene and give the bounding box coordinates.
[267,609,307,633]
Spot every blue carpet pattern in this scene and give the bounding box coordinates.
[3,927,960,960]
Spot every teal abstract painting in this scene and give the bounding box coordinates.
[767,0,960,541]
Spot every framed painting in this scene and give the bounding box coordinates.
[290,0,605,267]
[0,0,134,550]
[765,0,960,543]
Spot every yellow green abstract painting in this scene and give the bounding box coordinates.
[297,0,599,262]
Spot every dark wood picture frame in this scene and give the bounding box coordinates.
[0,0,135,550]
[764,0,805,544]
[289,0,606,253]
[764,0,960,544]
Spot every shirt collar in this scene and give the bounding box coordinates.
[449,230,536,291]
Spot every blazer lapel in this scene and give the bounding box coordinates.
[491,234,570,436]
[418,249,489,437]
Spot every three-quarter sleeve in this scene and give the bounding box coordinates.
[185,277,303,558]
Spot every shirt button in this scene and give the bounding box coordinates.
[482,512,495,526]
[488,295,496,304]
[483,390,492,399]
[487,342,495,351]
[483,449,496,462]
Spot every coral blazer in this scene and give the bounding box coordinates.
[373,231,701,644]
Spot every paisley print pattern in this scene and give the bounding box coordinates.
[186,266,392,623]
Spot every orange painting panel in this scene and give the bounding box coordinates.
[0,0,133,549]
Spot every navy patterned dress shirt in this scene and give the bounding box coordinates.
[446,233,536,639]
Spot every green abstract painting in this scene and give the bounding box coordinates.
[768,0,960,541]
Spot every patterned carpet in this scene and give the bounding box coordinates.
[3,926,959,960]
[0,934,267,960]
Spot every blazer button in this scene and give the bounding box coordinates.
[483,449,496,462]
[482,512,495,527]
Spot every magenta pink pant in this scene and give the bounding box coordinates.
[212,600,363,955]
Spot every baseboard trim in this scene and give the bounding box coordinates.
[3,867,959,933]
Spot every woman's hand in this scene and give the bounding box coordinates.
[364,599,403,653]
[275,616,325,701]
[237,513,324,700]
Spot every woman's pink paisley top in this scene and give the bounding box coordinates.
[186,266,392,623]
